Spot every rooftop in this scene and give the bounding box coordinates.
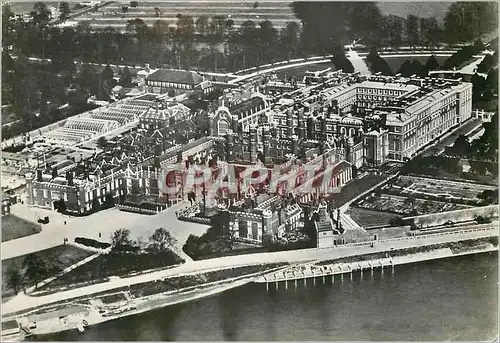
[147,69,203,85]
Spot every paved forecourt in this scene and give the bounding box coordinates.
[1,201,208,261]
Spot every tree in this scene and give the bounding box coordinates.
[349,2,383,47]
[331,44,354,73]
[280,22,301,60]
[444,3,498,43]
[486,68,498,91]
[471,73,486,102]
[366,48,393,75]
[183,234,201,258]
[474,38,485,52]
[111,228,132,250]
[195,15,209,36]
[450,135,470,156]
[126,18,149,42]
[97,136,108,148]
[148,227,178,253]
[425,55,440,71]
[6,268,24,294]
[31,2,51,28]
[23,254,48,289]
[420,17,440,48]
[406,14,420,49]
[119,66,132,87]
[59,2,71,21]
[381,15,404,48]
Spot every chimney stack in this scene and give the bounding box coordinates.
[66,171,74,186]
[36,169,43,182]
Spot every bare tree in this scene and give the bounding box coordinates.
[148,227,177,253]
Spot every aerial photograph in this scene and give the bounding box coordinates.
[0,0,498,341]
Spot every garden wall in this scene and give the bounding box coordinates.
[405,205,498,227]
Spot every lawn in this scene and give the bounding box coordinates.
[328,174,385,207]
[347,207,401,228]
[2,214,42,242]
[276,62,331,79]
[37,250,185,292]
[2,245,93,300]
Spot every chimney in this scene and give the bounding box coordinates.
[36,169,43,182]
[336,208,341,230]
[66,171,74,186]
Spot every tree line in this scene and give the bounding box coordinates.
[2,2,497,142]
[293,1,497,53]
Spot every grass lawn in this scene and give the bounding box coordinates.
[328,174,385,207]
[38,250,185,292]
[2,245,93,300]
[347,207,401,228]
[2,214,42,242]
[276,62,331,79]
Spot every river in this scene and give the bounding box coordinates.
[31,252,498,341]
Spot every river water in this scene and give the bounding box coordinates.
[32,252,498,341]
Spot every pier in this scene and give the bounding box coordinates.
[256,257,395,287]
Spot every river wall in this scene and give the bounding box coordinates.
[405,205,498,227]
[11,242,497,341]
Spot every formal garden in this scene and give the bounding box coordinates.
[349,172,498,228]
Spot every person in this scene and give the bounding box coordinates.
[99,232,101,238]
[64,221,66,225]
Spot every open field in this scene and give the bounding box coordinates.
[275,62,331,78]
[1,214,41,242]
[2,245,93,300]
[347,207,401,228]
[75,1,298,31]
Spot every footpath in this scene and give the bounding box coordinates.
[3,225,497,316]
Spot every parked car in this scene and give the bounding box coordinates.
[37,216,49,224]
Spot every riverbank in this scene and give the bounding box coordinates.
[255,237,498,283]
[9,238,497,341]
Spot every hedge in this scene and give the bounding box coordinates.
[74,237,111,249]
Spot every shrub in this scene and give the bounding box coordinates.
[474,215,491,224]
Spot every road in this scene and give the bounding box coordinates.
[420,118,484,157]
[1,201,209,261]
[347,50,371,75]
[2,224,497,315]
